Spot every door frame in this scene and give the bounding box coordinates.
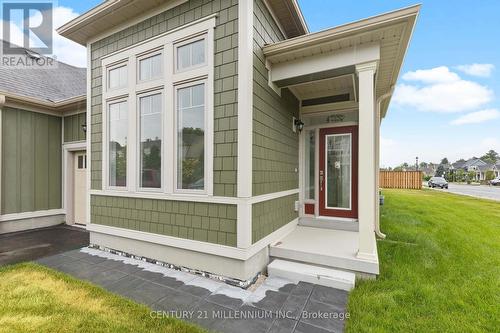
[318,125,358,218]
[62,141,86,225]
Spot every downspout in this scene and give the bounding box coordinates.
[374,86,394,239]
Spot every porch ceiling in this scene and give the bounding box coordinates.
[288,74,356,102]
[263,5,420,117]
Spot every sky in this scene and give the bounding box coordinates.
[4,0,499,167]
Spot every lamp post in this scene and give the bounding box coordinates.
[416,156,419,171]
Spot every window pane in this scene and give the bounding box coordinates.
[305,130,315,200]
[109,66,127,89]
[140,93,162,188]
[191,40,205,66]
[109,101,128,187]
[139,54,162,81]
[177,39,205,70]
[177,84,205,190]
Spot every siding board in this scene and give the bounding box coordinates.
[63,112,86,142]
[252,0,299,196]
[91,195,237,246]
[1,107,62,214]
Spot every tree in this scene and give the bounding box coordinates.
[435,165,445,177]
[440,157,449,165]
[419,162,428,168]
[480,150,499,164]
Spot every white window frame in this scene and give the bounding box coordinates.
[174,34,208,74]
[101,16,215,197]
[174,79,210,195]
[104,97,129,191]
[136,89,165,192]
[137,48,164,85]
[106,62,128,93]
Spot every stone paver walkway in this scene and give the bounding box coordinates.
[36,247,349,333]
[0,225,89,266]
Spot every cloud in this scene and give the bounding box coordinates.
[0,6,86,68]
[393,66,494,113]
[451,109,500,125]
[402,66,460,83]
[456,64,495,77]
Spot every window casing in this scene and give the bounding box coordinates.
[101,17,215,196]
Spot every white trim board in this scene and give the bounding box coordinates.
[0,209,65,222]
[88,188,299,206]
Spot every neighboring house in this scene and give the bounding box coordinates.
[57,0,419,287]
[0,40,87,233]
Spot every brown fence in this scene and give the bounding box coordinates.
[379,171,422,189]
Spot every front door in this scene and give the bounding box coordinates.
[319,126,358,218]
[74,152,87,225]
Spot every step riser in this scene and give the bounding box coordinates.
[298,217,359,232]
[270,247,379,275]
[267,259,355,291]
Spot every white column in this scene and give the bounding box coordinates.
[236,0,254,248]
[356,61,378,261]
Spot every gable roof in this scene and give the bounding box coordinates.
[58,0,309,45]
[0,40,86,103]
[464,158,487,168]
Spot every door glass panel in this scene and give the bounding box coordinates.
[304,130,315,200]
[325,134,351,209]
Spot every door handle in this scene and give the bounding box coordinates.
[319,171,324,192]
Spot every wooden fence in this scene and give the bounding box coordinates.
[379,171,422,189]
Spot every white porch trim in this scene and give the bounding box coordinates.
[356,61,378,261]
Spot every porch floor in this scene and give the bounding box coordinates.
[270,226,379,276]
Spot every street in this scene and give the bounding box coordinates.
[428,183,500,201]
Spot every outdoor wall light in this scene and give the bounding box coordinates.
[81,124,87,133]
[294,118,305,132]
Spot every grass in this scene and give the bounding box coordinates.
[0,263,206,333]
[346,189,500,332]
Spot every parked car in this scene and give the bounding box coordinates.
[489,177,500,186]
[428,177,448,189]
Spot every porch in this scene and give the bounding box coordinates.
[262,6,419,285]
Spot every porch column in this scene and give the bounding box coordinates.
[356,62,378,261]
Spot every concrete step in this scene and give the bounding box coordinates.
[298,217,358,232]
[267,259,355,291]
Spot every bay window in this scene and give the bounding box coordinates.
[101,17,214,196]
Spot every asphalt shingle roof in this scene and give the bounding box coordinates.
[0,40,86,103]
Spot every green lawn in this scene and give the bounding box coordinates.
[346,189,500,332]
[0,263,205,333]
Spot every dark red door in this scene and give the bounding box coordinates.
[319,126,358,218]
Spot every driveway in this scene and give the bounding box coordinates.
[428,183,500,201]
[0,225,89,266]
[37,247,349,333]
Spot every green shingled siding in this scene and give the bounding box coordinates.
[252,194,298,243]
[90,0,238,196]
[1,107,62,214]
[91,195,237,246]
[252,0,300,196]
[63,112,86,143]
